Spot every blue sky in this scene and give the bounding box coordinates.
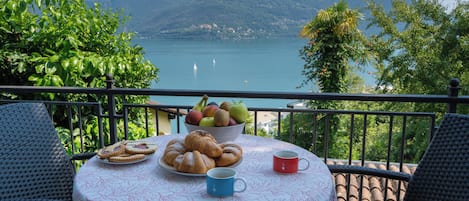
[439,0,468,10]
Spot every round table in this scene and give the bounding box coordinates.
[73,134,337,201]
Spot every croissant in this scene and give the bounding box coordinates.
[163,138,186,166]
[173,150,215,174]
[215,143,243,167]
[184,130,223,158]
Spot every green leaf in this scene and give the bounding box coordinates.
[35,64,45,73]
[50,75,63,86]
[49,55,59,62]
[17,62,26,73]
[61,59,70,70]
[44,63,56,74]
[28,74,40,82]
[18,1,27,13]
[35,0,42,8]
[70,57,79,66]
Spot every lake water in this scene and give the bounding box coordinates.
[134,38,373,108]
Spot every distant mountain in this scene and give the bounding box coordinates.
[88,0,388,40]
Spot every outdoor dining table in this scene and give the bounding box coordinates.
[72,134,337,201]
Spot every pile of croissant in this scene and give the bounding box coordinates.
[163,130,243,174]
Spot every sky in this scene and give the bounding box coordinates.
[439,0,468,11]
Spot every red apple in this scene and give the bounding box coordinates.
[203,105,219,117]
[228,117,238,126]
[185,110,203,125]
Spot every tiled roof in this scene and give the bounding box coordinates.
[327,160,417,201]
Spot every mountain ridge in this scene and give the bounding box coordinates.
[89,0,387,40]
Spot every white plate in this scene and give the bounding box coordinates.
[97,153,153,165]
[158,157,243,176]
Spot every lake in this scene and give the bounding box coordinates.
[134,38,373,108]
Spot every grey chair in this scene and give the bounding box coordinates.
[0,102,95,201]
[328,113,469,201]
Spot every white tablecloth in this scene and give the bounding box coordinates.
[73,134,337,201]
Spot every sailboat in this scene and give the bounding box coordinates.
[193,63,198,78]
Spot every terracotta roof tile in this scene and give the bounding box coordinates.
[361,178,371,201]
[330,160,417,201]
[370,177,384,201]
[348,174,359,199]
[377,163,387,171]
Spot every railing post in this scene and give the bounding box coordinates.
[448,78,460,113]
[106,74,118,144]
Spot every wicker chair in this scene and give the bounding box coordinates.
[0,103,95,201]
[328,113,469,201]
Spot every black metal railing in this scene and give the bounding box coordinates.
[1,79,468,159]
[2,77,468,200]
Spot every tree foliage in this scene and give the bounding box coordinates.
[291,1,370,161]
[299,0,368,94]
[0,0,159,152]
[367,0,469,99]
[290,0,467,163]
[357,0,469,162]
[0,0,158,89]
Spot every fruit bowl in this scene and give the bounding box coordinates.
[184,123,245,143]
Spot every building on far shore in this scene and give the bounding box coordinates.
[253,111,280,135]
[287,100,307,109]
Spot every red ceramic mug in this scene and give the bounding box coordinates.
[273,150,310,173]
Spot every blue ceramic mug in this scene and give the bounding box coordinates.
[206,167,247,197]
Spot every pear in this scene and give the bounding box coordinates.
[229,102,248,123]
[214,109,230,126]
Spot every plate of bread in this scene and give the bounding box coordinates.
[159,130,243,176]
[97,140,158,165]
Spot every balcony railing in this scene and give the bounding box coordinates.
[1,76,468,201]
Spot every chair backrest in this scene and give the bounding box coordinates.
[0,103,74,201]
[404,113,469,201]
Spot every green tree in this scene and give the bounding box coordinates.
[285,1,370,159]
[361,0,469,163]
[299,0,368,94]
[367,0,469,113]
[0,0,158,152]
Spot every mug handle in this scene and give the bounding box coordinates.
[298,158,310,171]
[234,177,247,193]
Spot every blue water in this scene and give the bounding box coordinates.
[135,38,314,108]
[134,38,374,108]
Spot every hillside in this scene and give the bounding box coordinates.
[89,0,387,40]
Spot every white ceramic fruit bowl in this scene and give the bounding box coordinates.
[184,123,245,143]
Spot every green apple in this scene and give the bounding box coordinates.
[199,117,215,127]
[229,102,248,123]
